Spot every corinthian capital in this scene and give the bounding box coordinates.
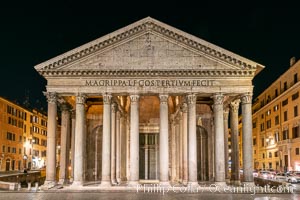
[43,92,57,104]
[241,93,252,104]
[130,94,140,104]
[186,94,196,105]
[76,93,87,104]
[212,93,224,105]
[230,99,240,113]
[181,102,188,113]
[159,94,169,104]
[103,93,112,105]
[111,103,117,113]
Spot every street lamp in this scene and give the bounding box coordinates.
[23,155,28,171]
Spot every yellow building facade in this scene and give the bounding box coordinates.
[0,97,48,171]
[252,58,300,172]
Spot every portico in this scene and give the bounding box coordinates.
[35,17,264,189]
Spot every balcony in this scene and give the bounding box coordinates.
[277,139,292,146]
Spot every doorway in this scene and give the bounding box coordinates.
[139,133,159,180]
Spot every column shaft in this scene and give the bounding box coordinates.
[129,95,140,186]
[44,92,57,185]
[241,94,254,183]
[59,104,71,184]
[223,108,229,182]
[116,111,121,183]
[72,94,86,186]
[182,103,188,185]
[230,100,240,185]
[159,94,169,184]
[70,111,76,182]
[171,116,176,182]
[213,94,226,184]
[100,94,112,186]
[111,103,116,184]
[187,94,198,185]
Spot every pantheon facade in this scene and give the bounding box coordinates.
[35,17,264,188]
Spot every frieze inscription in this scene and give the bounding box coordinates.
[85,79,215,87]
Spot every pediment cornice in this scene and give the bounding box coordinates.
[35,17,264,74]
[41,69,256,78]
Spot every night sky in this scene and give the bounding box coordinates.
[1,1,299,110]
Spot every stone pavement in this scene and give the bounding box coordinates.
[0,191,297,200]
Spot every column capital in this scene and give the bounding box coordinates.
[103,93,112,104]
[60,103,71,112]
[181,102,188,113]
[230,99,240,113]
[186,94,196,105]
[212,93,224,105]
[223,109,229,120]
[241,93,252,104]
[71,109,76,119]
[76,93,87,104]
[159,94,169,104]
[44,92,57,104]
[111,102,117,113]
[130,94,140,104]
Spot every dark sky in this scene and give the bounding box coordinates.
[1,1,299,110]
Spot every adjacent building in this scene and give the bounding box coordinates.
[0,97,49,171]
[251,57,300,172]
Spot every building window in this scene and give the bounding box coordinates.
[284,81,288,91]
[7,147,10,153]
[261,114,264,119]
[262,153,265,159]
[261,138,264,147]
[253,121,257,128]
[253,138,257,146]
[269,162,272,169]
[292,92,299,100]
[267,110,271,116]
[292,126,300,138]
[269,152,272,158]
[275,89,278,98]
[294,106,298,117]
[273,105,279,111]
[19,148,21,154]
[2,145,5,153]
[275,115,279,125]
[284,111,288,121]
[283,129,289,140]
[267,120,271,129]
[261,123,265,131]
[282,99,288,107]
[275,151,278,157]
[294,73,298,84]
[296,148,300,155]
[274,132,279,142]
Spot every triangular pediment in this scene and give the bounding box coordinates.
[35,17,264,75]
[64,32,238,71]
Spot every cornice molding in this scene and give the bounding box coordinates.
[39,69,256,77]
[35,17,263,74]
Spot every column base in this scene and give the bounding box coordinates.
[127,181,139,188]
[41,181,56,190]
[187,181,199,187]
[214,181,227,187]
[100,181,112,187]
[242,182,255,187]
[231,180,241,186]
[58,178,68,185]
[159,181,171,187]
[71,181,84,187]
[225,178,231,184]
[182,180,188,186]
